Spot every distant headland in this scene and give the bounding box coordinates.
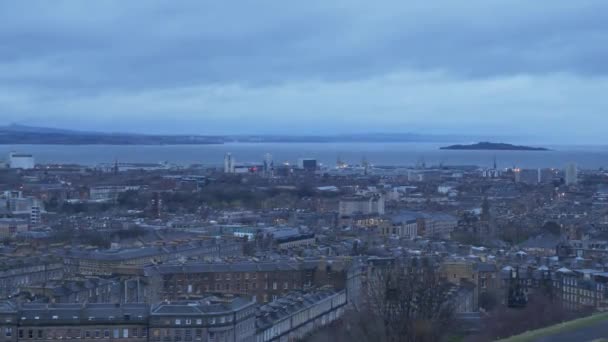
[440,142,550,151]
[0,124,482,145]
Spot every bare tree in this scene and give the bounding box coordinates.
[312,257,456,342]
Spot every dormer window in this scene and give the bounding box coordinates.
[52,316,59,320]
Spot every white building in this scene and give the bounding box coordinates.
[263,153,273,176]
[565,163,578,186]
[224,153,235,173]
[339,194,385,217]
[89,185,140,201]
[8,152,35,169]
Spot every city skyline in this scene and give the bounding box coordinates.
[1,1,608,142]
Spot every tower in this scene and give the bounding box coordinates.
[224,153,235,173]
[151,192,162,218]
[362,156,369,175]
[565,163,578,186]
[263,153,273,176]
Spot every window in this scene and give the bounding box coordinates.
[113,329,119,339]
[6,328,12,337]
[123,329,129,338]
[28,330,33,339]
[95,330,101,338]
[195,329,202,340]
[185,319,191,325]
[104,330,110,338]
[196,319,202,325]
[176,319,182,325]
[132,328,138,338]
[273,282,277,290]
[85,331,91,338]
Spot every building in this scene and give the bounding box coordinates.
[270,229,316,250]
[149,297,257,342]
[553,268,608,311]
[0,219,28,239]
[89,186,140,202]
[29,205,41,226]
[0,297,257,342]
[8,152,35,170]
[63,239,243,277]
[565,163,578,186]
[419,213,458,239]
[224,154,235,174]
[338,195,385,217]
[297,159,317,172]
[0,302,149,342]
[514,169,540,185]
[255,289,347,342]
[1,192,44,218]
[380,213,420,239]
[144,259,350,304]
[0,258,64,299]
[0,290,343,342]
[20,278,122,304]
[263,154,273,177]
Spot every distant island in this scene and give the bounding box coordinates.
[440,142,549,151]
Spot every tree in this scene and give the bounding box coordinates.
[315,258,456,342]
[479,291,499,312]
[541,221,561,236]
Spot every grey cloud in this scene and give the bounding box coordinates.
[0,0,607,140]
[1,0,607,92]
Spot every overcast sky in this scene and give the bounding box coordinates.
[1,1,607,142]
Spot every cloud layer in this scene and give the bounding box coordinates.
[1,1,607,142]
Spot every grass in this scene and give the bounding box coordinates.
[496,312,608,342]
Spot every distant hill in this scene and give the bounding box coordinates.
[0,124,479,145]
[0,125,223,145]
[440,142,549,151]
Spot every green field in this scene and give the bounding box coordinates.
[497,312,608,342]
